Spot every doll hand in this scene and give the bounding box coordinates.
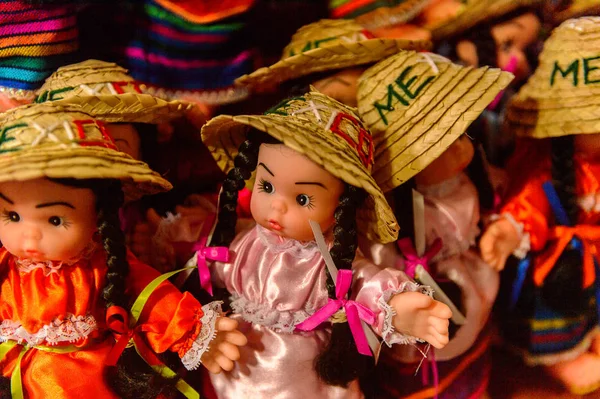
[389,292,452,349]
[480,218,520,271]
[201,317,247,374]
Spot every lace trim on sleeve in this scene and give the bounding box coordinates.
[490,213,530,259]
[379,282,433,348]
[181,301,222,371]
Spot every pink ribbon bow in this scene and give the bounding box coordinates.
[192,214,229,296]
[396,237,442,279]
[295,269,375,356]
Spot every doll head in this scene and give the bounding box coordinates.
[34,60,194,160]
[235,19,431,96]
[202,90,397,386]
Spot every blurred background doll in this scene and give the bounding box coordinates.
[421,0,544,197]
[0,103,246,399]
[480,17,600,395]
[235,18,431,108]
[200,90,453,398]
[356,50,512,398]
[32,59,216,271]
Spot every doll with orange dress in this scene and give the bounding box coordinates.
[0,103,247,398]
[354,50,512,398]
[197,90,453,398]
[480,17,600,395]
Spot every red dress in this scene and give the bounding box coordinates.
[0,246,214,398]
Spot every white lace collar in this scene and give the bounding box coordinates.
[15,242,98,276]
[256,224,322,259]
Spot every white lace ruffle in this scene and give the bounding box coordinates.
[379,283,433,348]
[230,295,314,333]
[16,243,97,276]
[257,224,321,258]
[490,213,530,259]
[182,301,222,371]
[0,314,97,346]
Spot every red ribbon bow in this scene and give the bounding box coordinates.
[396,237,442,279]
[295,269,375,356]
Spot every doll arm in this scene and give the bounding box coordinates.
[353,257,449,347]
[480,172,551,270]
[125,251,246,372]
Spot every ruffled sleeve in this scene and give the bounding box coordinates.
[124,250,220,370]
[500,170,552,254]
[352,255,432,347]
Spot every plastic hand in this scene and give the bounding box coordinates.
[201,317,248,374]
[389,291,452,349]
[480,218,520,271]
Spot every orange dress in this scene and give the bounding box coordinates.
[0,246,216,398]
[500,156,600,364]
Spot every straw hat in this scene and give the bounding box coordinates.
[35,60,194,124]
[506,17,600,138]
[0,103,172,200]
[357,51,513,192]
[330,0,433,31]
[235,19,431,89]
[201,89,399,243]
[553,0,600,24]
[429,0,542,40]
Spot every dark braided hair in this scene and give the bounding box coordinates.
[51,179,177,399]
[211,128,373,387]
[542,136,586,315]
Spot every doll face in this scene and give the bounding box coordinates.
[311,68,365,107]
[0,178,97,262]
[107,123,141,160]
[456,12,541,82]
[420,0,463,27]
[415,135,474,186]
[250,144,345,242]
[575,133,600,161]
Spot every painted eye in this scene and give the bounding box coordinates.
[7,212,19,222]
[48,216,63,227]
[259,179,275,194]
[296,194,311,207]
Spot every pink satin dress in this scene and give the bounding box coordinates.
[210,224,426,398]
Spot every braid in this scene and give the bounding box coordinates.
[551,136,578,225]
[95,181,130,308]
[542,136,585,315]
[315,184,372,387]
[211,129,278,247]
[466,141,495,212]
[392,178,416,242]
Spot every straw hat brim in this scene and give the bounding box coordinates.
[358,54,513,192]
[0,146,172,201]
[235,38,431,89]
[47,92,194,124]
[354,0,432,30]
[554,3,600,24]
[430,0,542,40]
[202,114,399,243]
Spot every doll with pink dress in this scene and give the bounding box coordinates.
[199,89,453,398]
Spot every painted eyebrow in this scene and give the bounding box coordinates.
[295,182,327,190]
[0,193,13,204]
[36,201,75,209]
[258,162,275,177]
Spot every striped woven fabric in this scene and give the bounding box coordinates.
[0,0,78,95]
[123,0,255,104]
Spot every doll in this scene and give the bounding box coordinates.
[479,17,600,395]
[355,50,512,398]
[33,59,221,271]
[235,18,432,107]
[0,103,247,399]
[199,90,452,398]
[424,0,543,172]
